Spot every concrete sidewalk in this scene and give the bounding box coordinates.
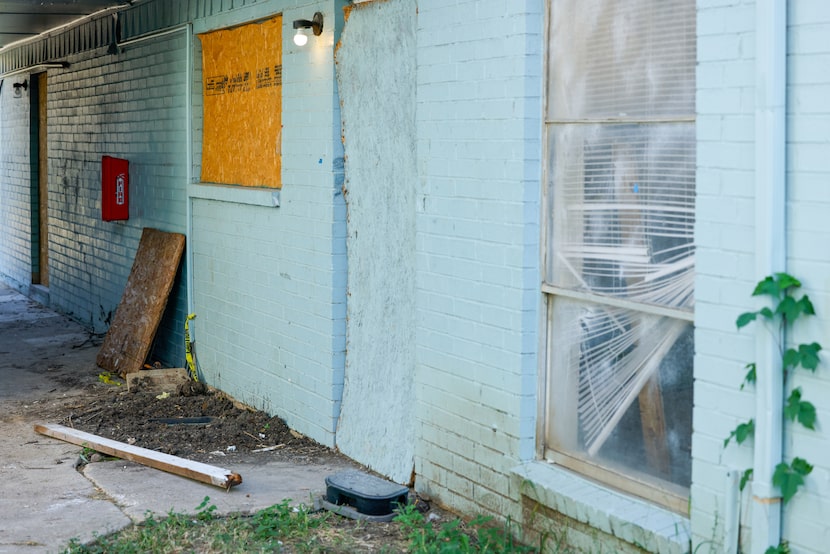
[0,285,353,553]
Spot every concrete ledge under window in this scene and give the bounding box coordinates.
[512,462,690,554]
[189,183,280,207]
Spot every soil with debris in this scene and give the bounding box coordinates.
[39,378,428,551]
[58,381,336,465]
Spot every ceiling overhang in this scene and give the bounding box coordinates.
[0,1,128,52]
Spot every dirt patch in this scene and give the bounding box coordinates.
[51,381,341,466]
[35,379,439,551]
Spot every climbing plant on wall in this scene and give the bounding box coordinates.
[723,273,821,552]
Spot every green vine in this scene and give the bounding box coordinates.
[724,273,821,506]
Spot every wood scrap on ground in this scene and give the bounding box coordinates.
[35,423,242,489]
[126,367,190,393]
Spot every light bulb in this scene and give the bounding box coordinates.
[293,28,308,46]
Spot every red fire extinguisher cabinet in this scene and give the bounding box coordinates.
[102,156,129,221]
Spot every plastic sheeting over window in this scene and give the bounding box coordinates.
[548,0,696,121]
[548,123,695,310]
[543,0,695,500]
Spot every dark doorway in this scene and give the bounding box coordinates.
[30,72,48,287]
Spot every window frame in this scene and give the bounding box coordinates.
[539,0,696,514]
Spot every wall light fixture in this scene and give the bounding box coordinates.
[12,80,28,98]
[293,12,323,46]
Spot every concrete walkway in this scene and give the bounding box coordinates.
[0,284,353,553]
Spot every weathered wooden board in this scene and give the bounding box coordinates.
[96,228,185,376]
[35,423,242,489]
[126,367,190,392]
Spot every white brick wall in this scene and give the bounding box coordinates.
[694,2,830,552]
[414,0,543,520]
[0,81,33,290]
[693,0,758,548]
[778,3,830,553]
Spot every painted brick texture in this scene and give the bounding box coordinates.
[0,33,189,365]
[693,1,761,549]
[414,0,543,521]
[46,33,189,365]
[189,1,347,447]
[0,83,33,290]
[694,2,830,552]
[776,3,830,553]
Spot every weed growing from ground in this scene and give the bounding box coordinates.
[63,497,538,554]
[394,503,537,553]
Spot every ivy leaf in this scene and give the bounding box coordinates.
[798,295,815,316]
[784,388,817,430]
[736,311,758,329]
[798,342,822,372]
[784,343,823,372]
[753,273,801,300]
[791,457,814,476]
[741,363,756,390]
[759,307,775,320]
[753,276,782,299]
[783,348,799,370]
[739,468,753,492]
[776,295,815,322]
[724,419,755,448]
[773,463,804,503]
[765,542,791,554]
[773,459,813,503]
[774,272,801,292]
[776,296,797,321]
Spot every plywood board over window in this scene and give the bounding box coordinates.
[199,16,282,188]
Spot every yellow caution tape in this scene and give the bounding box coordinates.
[185,313,198,381]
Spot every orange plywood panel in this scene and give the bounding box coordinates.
[199,16,282,188]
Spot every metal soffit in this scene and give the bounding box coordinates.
[0,0,128,51]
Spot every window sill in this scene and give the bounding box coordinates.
[189,182,280,207]
[512,461,690,554]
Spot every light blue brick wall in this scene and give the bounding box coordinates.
[45,32,189,365]
[414,0,543,520]
[189,0,348,447]
[694,2,830,553]
[0,81,34,291]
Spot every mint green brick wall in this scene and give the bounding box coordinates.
[1,31,189,368]
[189,1,347,447]
[45,32,189,365]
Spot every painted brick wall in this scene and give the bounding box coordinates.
[692,1,757,549]
[0,82,33,290]
[335,0,418,485]
[414,0,543,519]
[189,1,348,447]
[46,33,189,365]
[776,3,830,552]
[694,2,830,552]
